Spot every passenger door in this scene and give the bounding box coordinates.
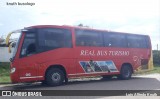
[17,32,40,81]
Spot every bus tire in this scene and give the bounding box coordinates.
[118,65,132,80]
[46,68,65,86]
[41,80,47,85]
[65,77,68,84]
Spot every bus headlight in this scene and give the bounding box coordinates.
[11,67,16,73]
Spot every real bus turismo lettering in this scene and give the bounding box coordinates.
[80,50,129,56]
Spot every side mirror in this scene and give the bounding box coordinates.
[8,42,16,53]
[8,43,12,53]
[10,58,13,62]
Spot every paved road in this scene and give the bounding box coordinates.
[1,74,160,90]
[0,74,160,99]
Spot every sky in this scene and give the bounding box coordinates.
[0,0,160,50]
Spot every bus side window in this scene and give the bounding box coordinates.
[75,29,103,47]
[80,41,85,46]
[38,28,72,53]
[127,35,147,48]
[104,33,127,47]
[26,43,36,56]
[92,41,97,46]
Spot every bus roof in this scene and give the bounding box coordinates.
[26,25,149,37]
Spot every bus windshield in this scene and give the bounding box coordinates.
[6,30,22,61]
[12,33,21,60]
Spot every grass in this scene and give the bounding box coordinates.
[0,62,11,84]
[134,64,160,75]
[0,62,160,84]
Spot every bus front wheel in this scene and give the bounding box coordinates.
[118,65,132,80]
[46,68,65,86]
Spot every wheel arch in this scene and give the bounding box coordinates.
[45,64,67,80]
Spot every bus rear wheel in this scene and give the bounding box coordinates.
[46,68,65,86]
[118,65,132,80]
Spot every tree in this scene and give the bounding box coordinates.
[78,24,89,27]
[0,37,4,44]
[153,50,160,65]
[78,24,83,27]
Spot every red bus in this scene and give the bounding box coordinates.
[6,25,152,86]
